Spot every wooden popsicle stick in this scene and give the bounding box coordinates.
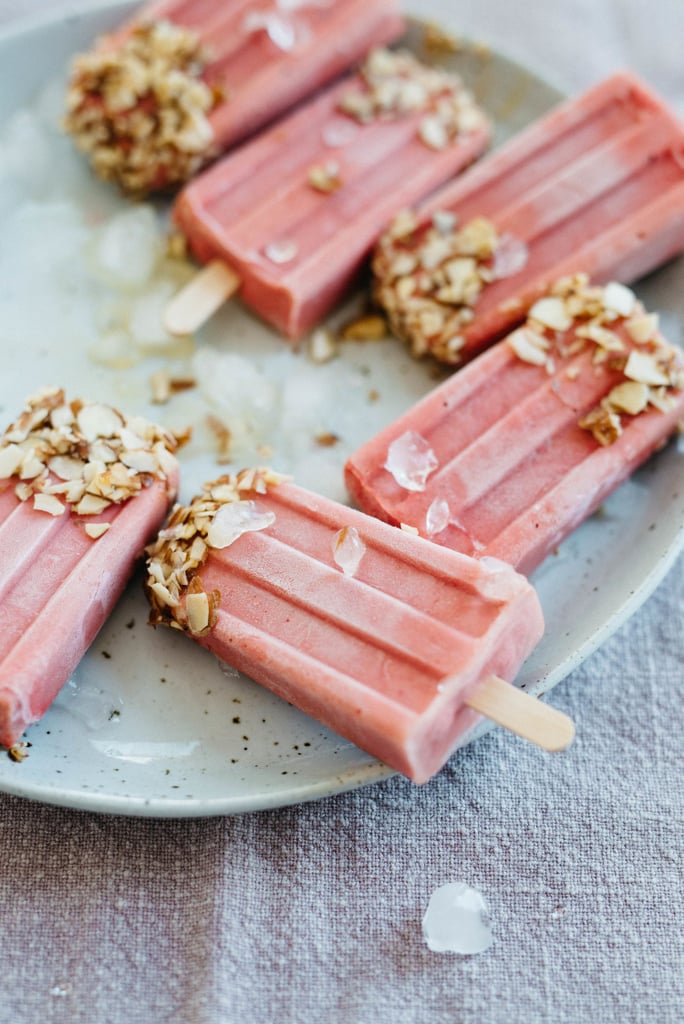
[163,259,241,337]
[466,675,575,752]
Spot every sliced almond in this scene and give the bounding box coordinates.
[624,350,671,387]
[507,327,549,366]
[309,328,338,364]
[77,403,123,441]
[528,297,573,332]
[186,591,210,635]
[625,313,659,344]
[606,381,650,415]
[602,282,636,317]
[85,522,111,539]
[33,493,66,517]
[76,494,112,516]
[0,444,23,479]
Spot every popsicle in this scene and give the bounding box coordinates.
[345,275,684,576]
[63,0,405,193]
[143,468,570,784]
[372,71,684,365]
[0,388,180,749]
[166,47,491,338]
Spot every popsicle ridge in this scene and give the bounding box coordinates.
[144,473,544,780]
[372,71,684,365]
[64,0,406,194]
[0,389,181,748]
[172,45,490,338]
[345,275,684,574]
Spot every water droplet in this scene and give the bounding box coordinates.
[422,882,494,955]
[384,431,438,491]
[264,240,299,265]
[322,117,360,148]
[207,500,275,549]
[425,497,450,535]
[491,233,528,279]
[332,526,366,577]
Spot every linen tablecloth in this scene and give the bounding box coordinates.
[0,2,682,1022]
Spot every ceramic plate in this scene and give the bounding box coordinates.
[0,2,682,817]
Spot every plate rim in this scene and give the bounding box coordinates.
[0,1,681,817]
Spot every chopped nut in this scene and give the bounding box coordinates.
[308,161,342,193]
[578,405,623,446]
[186,590,210,635]
[400,523,420,535]
[315,432,339,448]
[624,350,671,387]
[626,313,659,344]
[602,281,636,317]
[373,214,504,364]
[33,493,66,517]
[308,328,338,364]
[606,381,650,415]
[0,388,179,519]
[340,314,388,341]
[529,297,573,332]
[144,468,288,633]
[507,327,549,366]
[85,522,111,540]
[150,370,172,405]
[338,48,487,153]
[8,743,29,763]
[64,21,217,194]
[206,414,232,463]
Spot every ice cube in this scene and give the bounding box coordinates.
[89,206,162,289]
[384,431,438,491]
[422,882,494,955]
[332,526,366,576]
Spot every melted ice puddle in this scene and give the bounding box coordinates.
[422,882,494,955]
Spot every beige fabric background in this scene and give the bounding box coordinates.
[0,2,682,1023]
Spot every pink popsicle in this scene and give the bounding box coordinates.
[345,275,684,576]
[144,469,545,783]
[171,47,491,338]
[64,0,405,193]
[373,71,684,365]
[0,389,180,748]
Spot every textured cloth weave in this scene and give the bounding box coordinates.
[0,2,682,1023]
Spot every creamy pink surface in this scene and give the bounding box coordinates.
[173,75,490,337]
[179,483,543,782]
[116,0,405,152]
[412,72,684,361]
[0,476,175,748]
[345,323,684,576]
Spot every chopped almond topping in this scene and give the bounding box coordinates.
[0,388,179,531]
[338,48,488,152]
[606,381,650,416]
[578,406,622,446]
[373,214,512,364]
[144,468,288,634]
[64,21,217,194]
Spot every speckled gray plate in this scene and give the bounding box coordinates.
[0,2,682,817]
